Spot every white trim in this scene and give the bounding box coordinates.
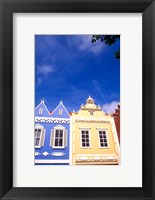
[52,125,65,149]
[110,118,120,164]
[78,127,91,130]
[75,154,118,162]
[80,129,91,149]
[51,101,70,117]
[53,125,65,130]
[69,116,72,165]
[35,100,50,115]
[35,159,70,164]
[35,124,44,129]
[75,154,117,157]
[98,129,110,149]
[35,124,44,148]
[35,117,70,124]
[75,117,111,122]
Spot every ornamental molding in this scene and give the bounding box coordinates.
[75,154,117,162]
[51,152,65,156]
[35,151,65,157]
[35,152,41,156]
[74,117,111,123]
[35,117,70,124]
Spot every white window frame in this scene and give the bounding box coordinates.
[39,108,43,114]
[35,124,43,148]
[52,125,65,149]
[80,129,91,149]
[98,129,109,148]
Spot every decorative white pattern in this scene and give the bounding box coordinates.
[75,154,117,162]
[35,117,70,124]
[35,152,41,156]
[75,117,110,123]
[42,151,49,156]
[51,152,65,156]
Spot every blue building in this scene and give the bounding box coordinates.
[35,100,71,165]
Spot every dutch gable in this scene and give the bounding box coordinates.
[35,99,50,117]
[51,101,70,118]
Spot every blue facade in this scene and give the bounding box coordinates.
[35,100,70,165]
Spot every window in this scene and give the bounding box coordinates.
[54,129,64,147]
[35,124,46,148]
[39,108,43,114]
[90,111,93,115]
[81,130,90,147]
[50,125,67,148]
[99,130,109,148]
[59,109,62,115]
[35,128,41,147]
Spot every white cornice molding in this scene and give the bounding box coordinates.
[35,117,70,124]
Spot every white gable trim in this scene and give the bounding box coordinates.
[51,101,70,117]
[35,100,50,115]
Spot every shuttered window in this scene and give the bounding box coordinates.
[50,127,67,148]
[35,126,46,148]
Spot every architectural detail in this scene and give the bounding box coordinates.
[42,151,49,156]
[112,105,120,143]
[34,97,120,165]
[35,100,71,165]
[35,117,70,124]
[72,96,120,165]
[51,152,65,156]
[35,152,41,156]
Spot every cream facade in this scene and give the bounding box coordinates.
[72,96,120,165]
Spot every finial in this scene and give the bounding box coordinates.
[41,99,44,103]
[60,100,63,104]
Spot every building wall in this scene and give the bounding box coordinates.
[112,105,120,143]
[72,97,120,165]
[35,100,70,165]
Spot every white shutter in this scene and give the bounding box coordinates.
[65,129,68,147]
[40,129,46,146]
[50,129,54,146]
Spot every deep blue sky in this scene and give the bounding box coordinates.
[35,35,120,113]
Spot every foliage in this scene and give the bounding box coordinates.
[91,35,120,59]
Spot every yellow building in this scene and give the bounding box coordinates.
[72,96,120,165]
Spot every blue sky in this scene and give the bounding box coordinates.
[35,35,120,113]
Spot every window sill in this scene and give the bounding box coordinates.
[52,147,65,149]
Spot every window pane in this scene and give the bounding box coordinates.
[37,129,41,137]
[35,138,40,146]
[35,129,37,136]
[55,139,58,146]
[60,131,63,137]
[59,139,63,146]
[55,130,59,137]
[82,134,85,138]
[82,143,85,147]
